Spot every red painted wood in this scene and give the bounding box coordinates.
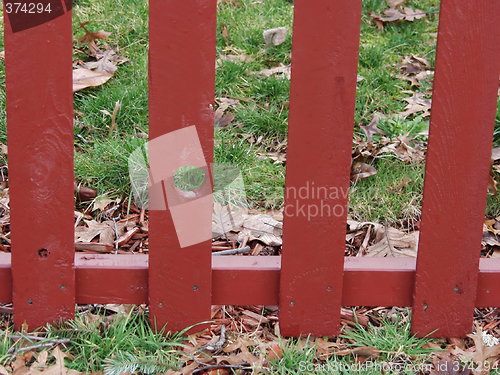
[476,259,500,308]
[75,254,148,304]
[4,12,75,329]
[0,253,12,302]
[279,0,362,337]
[412,0,500,337]
[148,0,216,333]
[212,256,280,305]
[342,258,414,307]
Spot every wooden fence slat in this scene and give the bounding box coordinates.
[148,0,216,333]
[412,0,500,337]
[4,11,75,329]
[279,0,362,336]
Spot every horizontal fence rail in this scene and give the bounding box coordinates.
[2,0,500,338]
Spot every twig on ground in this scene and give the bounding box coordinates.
[194,325,226,354]
[112,217,119,254]
[7,338,71,364]
[212,246,251,255]
[192,362,251,374]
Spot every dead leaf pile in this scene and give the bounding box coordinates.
[354,116,426,166]
[170,304,374,374]
[396,54,434,87]
[74,203,149,254]
[72,22,127,92]
[370,0,427,30]
[346,220,418,257]
[3,346,83,375]
[212,204,283,255]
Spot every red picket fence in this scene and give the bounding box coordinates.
[1,0,500,338]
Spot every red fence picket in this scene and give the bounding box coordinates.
[411,0,500,337]
[279,0,362,337]
[4,8,75,329]
[1,0,500,338]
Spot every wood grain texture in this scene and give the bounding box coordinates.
[412,0,500,337]
[4,11,75,329]
[148,0,216,333]
[279,0,362,337]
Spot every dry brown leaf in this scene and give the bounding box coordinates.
[77,22,112,44]
[402,7,427,21]
[237,214,282,246]
[398,91,431,119]
[452,323,500,373]
[73,68,113,92]
[365,227,418,257]
[84,48,126,74]
[257,64,291,80]
[216,53,253,67]
[378,135,426,163]
[351,162,377,182]
[212,203,246,238]
[221,24,229,45]
[370,7,426,28]
[315,338,344,360]
[257,151,286,164]
[360,113,386,142]
[0,51,4,61]
[335,346,380,357]
[214,97,239,128]
[75,220,125,243]
[492,147,500,161]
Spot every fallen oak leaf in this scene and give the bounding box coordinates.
[84,47,126,74]
[451,323,500,372]
[77,22,112,44]
[398,91,431,119]
[402,7,427,21]
[73,68,113,92]
[360,113,386,142]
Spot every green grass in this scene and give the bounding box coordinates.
[267,310,438,375]
[44,309,185,374]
